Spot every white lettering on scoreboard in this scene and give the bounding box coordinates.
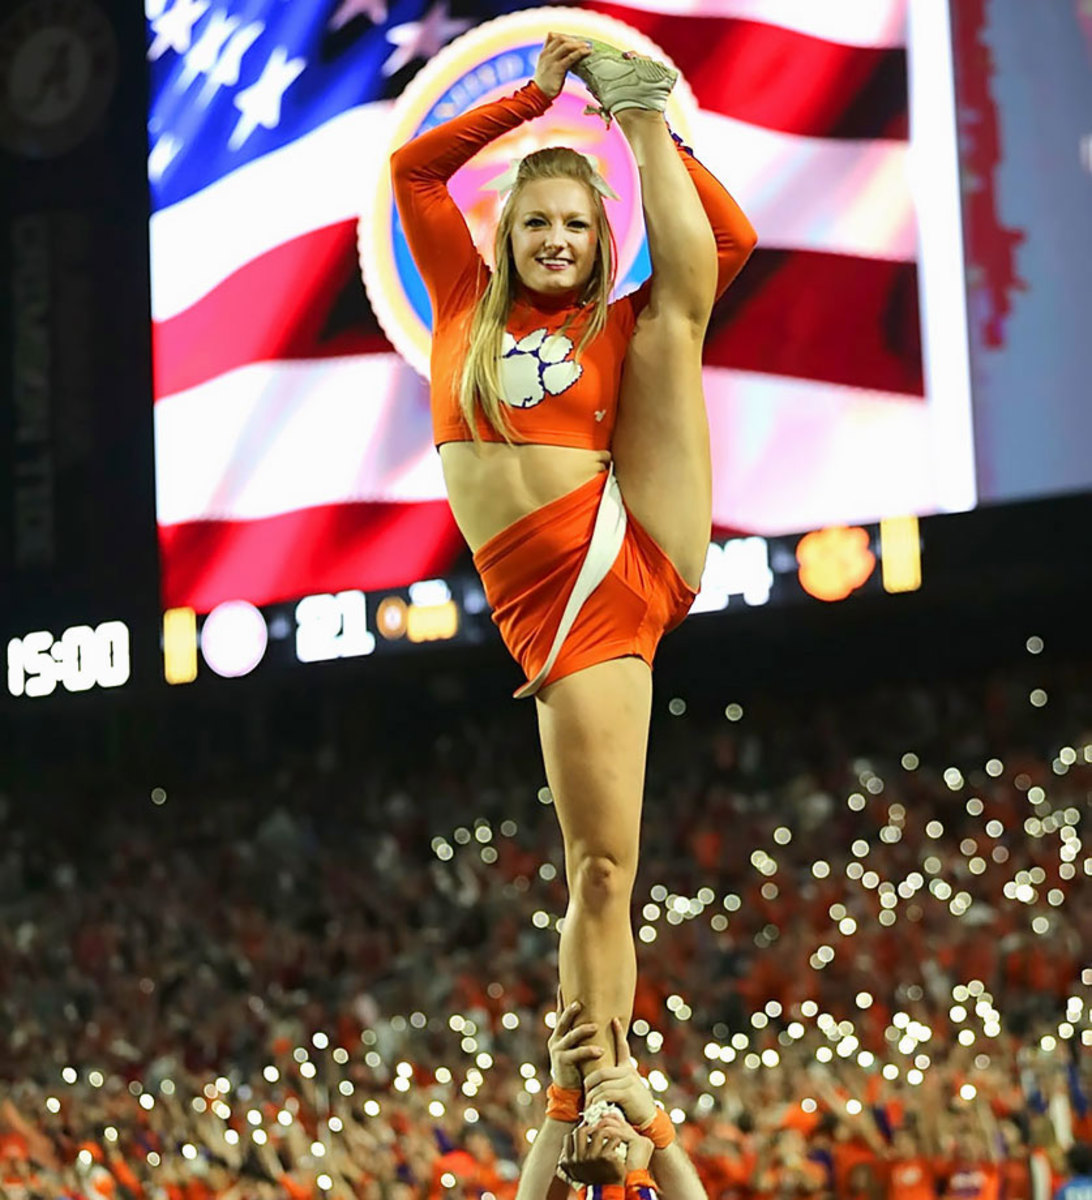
[7,621,131,698]
[692,537,774,614]
[295,590,375,663]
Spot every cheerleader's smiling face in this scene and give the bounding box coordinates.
[509,177,599,296]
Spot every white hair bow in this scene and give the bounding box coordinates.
[483,154,620,201]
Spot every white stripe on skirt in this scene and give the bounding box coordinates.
[514,466,628,700]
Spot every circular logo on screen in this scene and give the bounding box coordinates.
[359,6,697,379]
[0,0,118,159]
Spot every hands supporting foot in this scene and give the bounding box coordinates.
[548,993,658,1184]
[560,1114,654,1186]
[533,32,594,99]
[535,32,678,126]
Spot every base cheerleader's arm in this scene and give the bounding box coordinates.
[669,130,758,297]
[602,1111,708,1200]
[515,1112,583,1200]
[517,991,608,1200]
[582,1018,708,1200]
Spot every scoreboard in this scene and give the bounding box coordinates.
[5,515,924,699]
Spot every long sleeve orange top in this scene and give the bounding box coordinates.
[390,80,755,448]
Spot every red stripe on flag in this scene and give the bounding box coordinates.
[155,237,918,401]
[159,500,462,612]
[588,3,908,140]
[153,221,392,399]
[708,248,923,396]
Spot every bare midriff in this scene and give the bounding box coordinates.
[439,441,612,553]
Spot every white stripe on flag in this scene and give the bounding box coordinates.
[150,103,911,322]
[705,369,935,533]
[696,111,915,262]
[154,355,444,525]
[156,355,939,533]
[597,0,907,48]
[149,103,390,322]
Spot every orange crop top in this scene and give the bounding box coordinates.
[390,81,756,449]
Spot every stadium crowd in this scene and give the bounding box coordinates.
[1,651,1090,1200]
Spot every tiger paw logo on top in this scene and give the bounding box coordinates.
[501,329,582,408]
[360,5,697,381]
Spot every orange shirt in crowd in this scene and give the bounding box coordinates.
[753,1159,827,1200]
[697,1143,758,1200]
[279,1173,313,1200]
[943,1162,1002,1200]
[429,1148,504,1200]
[107,1153,144,1199]
[834,1139,884,1197]
[1001,1154,1031,1200]
[0,1132,28,1160]
[888,1156,939,1200]
[780,1104,822,1138]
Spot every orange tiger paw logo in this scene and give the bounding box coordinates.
[796,526,875,602]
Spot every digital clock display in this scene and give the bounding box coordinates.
[7,621,131,698]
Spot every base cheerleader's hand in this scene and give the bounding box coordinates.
[533,32,593,99]
[590,1111,655,1173]
[583,1017,658,1127]
[559,1114,654,1185]
[549,988,604,1090]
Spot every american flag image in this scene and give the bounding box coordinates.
[148,0,973,614]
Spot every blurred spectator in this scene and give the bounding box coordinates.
[1054,1146,1092,1200]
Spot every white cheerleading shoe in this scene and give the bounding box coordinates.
[572,40,678,126]
[579,1098,629,1162]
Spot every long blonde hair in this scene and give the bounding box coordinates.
[458,147,617,442]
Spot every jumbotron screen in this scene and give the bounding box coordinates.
[147,0,973,621]
[952,0,1092,505]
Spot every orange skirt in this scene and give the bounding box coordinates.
[472,468,697,698]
